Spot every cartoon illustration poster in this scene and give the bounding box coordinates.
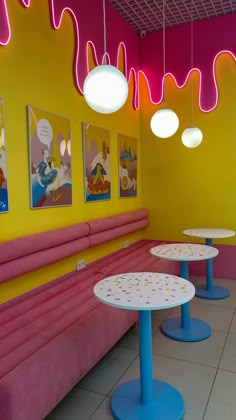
[0,98,9,213]
[82,123,111,202]
[28,106,72,208]
[119,133,137,198]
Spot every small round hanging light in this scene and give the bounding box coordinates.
[83,0,128,114]
[181,127,203,148]
[181,0,203,148]
[151,108,179,138]
[150,0,179,139]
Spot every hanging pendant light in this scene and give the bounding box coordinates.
[150,0,179,139]
[83,0,128,114]
[151,108,179,138]
[181,0,203,148]
[182,127,203,148]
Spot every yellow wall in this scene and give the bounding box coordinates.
[2,3,235,304]
[140,52,236,245]
[0,1,141,302]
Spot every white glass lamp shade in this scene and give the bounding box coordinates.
[181,127,203,148]
[150,108,179,138]
[83,64,128,114]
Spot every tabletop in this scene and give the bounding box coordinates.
[94,272,195,311]
[183,228,235,239]
[150,243,219,261]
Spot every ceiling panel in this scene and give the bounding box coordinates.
[107,0,236,35]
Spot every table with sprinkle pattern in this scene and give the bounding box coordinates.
[150,243,219,342]
[183,228,235,300]
[94,272,195,420]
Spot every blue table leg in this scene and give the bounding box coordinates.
[111,310,184,419]
[195,238,230,300]
[161,261,211,342]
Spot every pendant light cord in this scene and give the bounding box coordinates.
[191,0,194,126]
[103,0,107,64]
[163,0,166,103]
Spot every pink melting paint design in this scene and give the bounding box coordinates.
[0,1,235,111]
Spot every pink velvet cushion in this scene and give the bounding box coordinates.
[0,304,137,420]
[89,239,179,277]
[0,223,89,264]
[0,237,90,284]
[89,219,148,247]
[88,208,148,234]
[0,272,105,379]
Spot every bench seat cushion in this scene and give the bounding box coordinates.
[0,238,179,420]
[89,239,179,277]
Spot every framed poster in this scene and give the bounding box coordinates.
[0,97,9,213]
[119,133,137,198]
[82,122,111,202]
[28,106,72,208]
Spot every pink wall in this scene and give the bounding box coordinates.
[1,2,235,111]
[163,241,236,280]
[0,0,140,94]
[189,244,236,280]
[139,13,236,111]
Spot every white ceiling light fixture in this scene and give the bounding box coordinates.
[181,0,203,148]
[83,0,128,114]
[150,0,179,139]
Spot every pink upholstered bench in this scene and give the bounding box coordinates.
[0,209,178,420]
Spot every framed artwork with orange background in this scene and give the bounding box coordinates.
[0,97,9,213]
[82,123,111,202]
[118,133,137,198]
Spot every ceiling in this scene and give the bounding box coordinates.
[108,0,236,36]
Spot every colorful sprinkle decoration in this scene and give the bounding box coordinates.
[94,272,195,311]
[150,243,219,261]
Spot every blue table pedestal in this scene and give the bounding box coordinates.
[195,284,230,300]
[111,310,185,419]
[195,238,230,300]
[111,379,184,420]
[161,316,211,342]
[161,260,211,342]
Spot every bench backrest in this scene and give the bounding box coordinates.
[0,209,149,284]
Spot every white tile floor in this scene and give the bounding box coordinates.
[46,277,236,420]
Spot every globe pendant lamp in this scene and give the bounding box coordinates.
[83,0,128,114]
[151,108,179,138]
[150,0,179,139]
[182,127,203,148]
[181,0,203,148]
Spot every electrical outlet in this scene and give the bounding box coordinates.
[123,241,129,248]
[76,260,86,270]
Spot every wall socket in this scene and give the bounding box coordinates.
[76,260,86,270]
[123,241,129,248]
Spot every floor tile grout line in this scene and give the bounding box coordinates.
[76,385,107,397]
[216,305,236,369]
[104,352,140,396]
[202,368,219,420]
[202,305,236,419]
[151,349,220,370]
[88,395,108,420]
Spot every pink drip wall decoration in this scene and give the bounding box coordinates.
[0,1,235,112]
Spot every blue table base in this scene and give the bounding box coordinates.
[195,284,230,300]
[111,379,184,420]
[161,316,211,342]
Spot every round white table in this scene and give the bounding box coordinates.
[150,243,219,342]
[94,272,195,420]
[183,228,235,299]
